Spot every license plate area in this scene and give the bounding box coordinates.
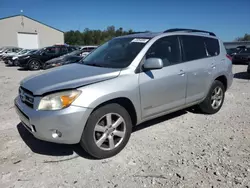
[15,104,35,132]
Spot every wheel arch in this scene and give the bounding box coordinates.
[215,75,227,91]
[90,97,138,126]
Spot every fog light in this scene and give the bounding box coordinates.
[51,130,62,138]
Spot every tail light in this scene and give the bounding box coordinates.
[226,54,232,61]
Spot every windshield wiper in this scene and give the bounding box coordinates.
[84,63,104,67]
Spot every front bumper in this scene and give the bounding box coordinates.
[14,96,92,144]
[18,59,29,67]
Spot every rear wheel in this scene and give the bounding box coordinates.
[28,59,40,70]
[80,103,132,159]
[199,80,225,114]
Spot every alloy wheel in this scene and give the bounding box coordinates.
[30,60,40,70]
[93,113,126,151]
[211,86,223,109]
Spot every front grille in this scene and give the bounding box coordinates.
[15,104,29,120]
[19,87,34,108]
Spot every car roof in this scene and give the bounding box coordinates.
[117,28,218,39]
[118,32,162,39]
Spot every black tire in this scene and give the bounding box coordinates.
[14,60,19,66]
[199,80,225,114]
[80,103,132,159]
[28,59,41,70]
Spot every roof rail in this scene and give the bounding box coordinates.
[163,28,216,37]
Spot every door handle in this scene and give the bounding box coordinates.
[211,63,216,69]
[178,70,185,76]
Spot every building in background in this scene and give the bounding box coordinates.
[0,15,64,49]
[224,41,250,49]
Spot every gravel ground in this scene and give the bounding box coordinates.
[0,62,249,188]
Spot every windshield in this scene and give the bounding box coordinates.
[28,50,37,54]
[18,49,29,55]
[62,50,80,57]
[81,37,149,68]
[33,48,45,55]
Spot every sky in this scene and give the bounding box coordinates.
[0,0,249,41]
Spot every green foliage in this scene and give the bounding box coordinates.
[64,26,147,45]
[235,33,250,41]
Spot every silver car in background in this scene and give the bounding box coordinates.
[15,28,233,159]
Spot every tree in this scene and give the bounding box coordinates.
[64,26,136,45]
[235,33,250,41]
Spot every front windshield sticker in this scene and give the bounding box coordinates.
[130,38,149,43]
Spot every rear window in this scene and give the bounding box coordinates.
[181,35,207,61]
[181,35,220,61]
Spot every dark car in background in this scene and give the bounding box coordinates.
[17,45,77,70]
[43,50,84,69]
[232,47,250,64]
[226,46,246,57]
[4,49,37,66]
[247,62,250,73]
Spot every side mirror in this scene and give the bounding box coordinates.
[143,58,163,70]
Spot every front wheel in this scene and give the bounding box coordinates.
[199,80,225,114]
[28,59,40,70]
[14,60,19,66]
[80,103,132,159]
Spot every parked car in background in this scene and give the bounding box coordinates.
[79,45,98,58]
[232,47,250,64]
[226,46,246,56]
[247,62,250,73]
[1,47,23,60]
[5,49,37,66]
[17,45,77,70]
[43,49,83,69]
[0,47,22,60]
[15,28,233,159]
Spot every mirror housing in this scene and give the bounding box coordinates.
[143,58,163,70]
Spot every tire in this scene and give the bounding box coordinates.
[80,103,132,159]
[28,59,40,70]
[199,80,225,114]
[14,60,19,66]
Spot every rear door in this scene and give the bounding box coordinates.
[180,35,215,104]
[139,36,187,118]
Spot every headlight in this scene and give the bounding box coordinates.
[38,90,81,110]
[21,56,30,59]
[12,56,18,60]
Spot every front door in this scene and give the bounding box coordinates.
[139,36,187,119]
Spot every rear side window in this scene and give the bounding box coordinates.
[204,38,220,56]
[181,35,207,61]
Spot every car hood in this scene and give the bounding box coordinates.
[46,57,64,64]
[20,63,121,95]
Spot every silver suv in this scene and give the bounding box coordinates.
[15,28,233,159]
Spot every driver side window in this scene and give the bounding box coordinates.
[45,47,56,54]
[146,36,181,67]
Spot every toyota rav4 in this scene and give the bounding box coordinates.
[15,28,233,159]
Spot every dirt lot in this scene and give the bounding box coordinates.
[0,62,249,188]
